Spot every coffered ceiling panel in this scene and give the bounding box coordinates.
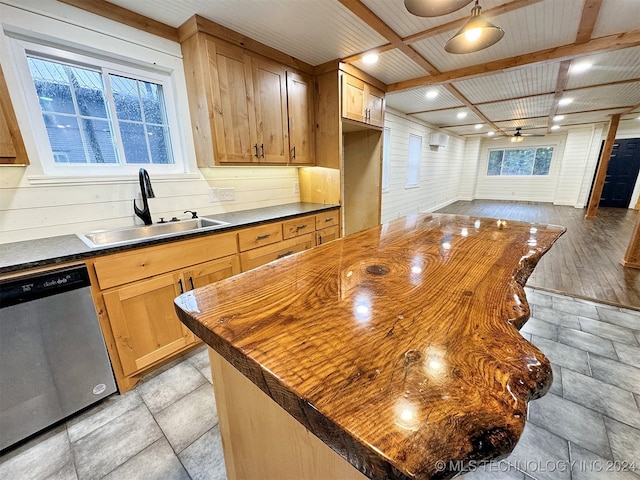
[412,108,484,127]
[453,63,559,103]
[552,109,629,126]
[565,47,640,89]
[351,49,428,85]
[494,118,550,129]
[441,124,497,136]
[477,94,556,122]
[592,0,640,37]
[557,82,640,115]
[410,0,584,73]
[386,86,464,114]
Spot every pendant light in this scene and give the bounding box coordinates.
[404,0,473,17]
[445,0,504,54]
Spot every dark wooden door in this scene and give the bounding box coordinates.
[599,138,640,208]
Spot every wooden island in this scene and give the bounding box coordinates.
[174,213,565,480]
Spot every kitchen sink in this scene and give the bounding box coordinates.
[77,217,230,248]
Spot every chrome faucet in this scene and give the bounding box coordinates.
[133,168,155,225]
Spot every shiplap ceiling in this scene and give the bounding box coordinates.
[84,0,640,138]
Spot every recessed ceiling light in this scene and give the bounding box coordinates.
[553,115,565,122]
[426,90,439,99]
[571,61,592,74]
[474,124,483,129]
[362,53,379,65]
[457,112,468,119]
[487,131,495,136]
[550,125,560,131]
[558,98,573,106]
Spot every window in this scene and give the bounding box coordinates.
[382,127,390,192]
[406,134,422,188]
[487,147,553,176]
[13,39,184,175]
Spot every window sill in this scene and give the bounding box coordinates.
[28,173,201,186]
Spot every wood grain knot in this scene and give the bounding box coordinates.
[366,264,390,275]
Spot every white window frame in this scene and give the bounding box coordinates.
[486,146,555,177]
[381,127,391,193]
[10,37,186,177]
[405,133,422,188]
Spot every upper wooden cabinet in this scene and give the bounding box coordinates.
[286,71,315,165]
[341,72,385,129]
[181,28,313,166]
[0,64,29,165]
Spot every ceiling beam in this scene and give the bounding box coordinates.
[387,28,640,92]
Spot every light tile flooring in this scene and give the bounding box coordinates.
[1,288,639,480]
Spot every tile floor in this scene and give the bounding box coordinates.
[1,288,639,480]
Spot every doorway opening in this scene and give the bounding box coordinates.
[588,138,640,208]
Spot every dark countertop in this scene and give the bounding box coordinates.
[175,213,565,480]
[0,202,339,275]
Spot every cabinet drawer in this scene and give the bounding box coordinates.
[316,226,339,246]
[93,232,238,290]
[282,215,315,239]
[240,234,313,271]
[238,223,283,251]
[315,211,339,230]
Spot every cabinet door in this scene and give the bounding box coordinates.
[103,273,194,376]
[0,64,28,165]
[341,73,366,123]
[252,58,288,164]
[366,85,385,128]
[208,39,257,164]
[316,226,339,245]
[184,255,241,289]
[286,71,315,165]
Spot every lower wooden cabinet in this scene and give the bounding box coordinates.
[89,209,339,392]
[102,255,240,377]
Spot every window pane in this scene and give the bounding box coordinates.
[120,122,150,163]
[487,150,503,175]
[502,149,535,175]
[44,114,87,163]
[28,56,117,164]
[406,134,421,187]
[141,82,164,124]
[147,125,172,164]
[82,119,118,163]
[533,147,553,175]
[111,75,142,121]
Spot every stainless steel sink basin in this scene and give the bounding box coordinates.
[77,217,230,248]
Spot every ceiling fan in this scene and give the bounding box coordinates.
[510,127,544,142]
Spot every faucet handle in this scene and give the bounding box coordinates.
[184,210,198,219]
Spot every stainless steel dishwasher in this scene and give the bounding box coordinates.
[0,264,117,451]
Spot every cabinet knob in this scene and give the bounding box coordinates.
[256,233,271,240]
[260,144,265,158]
[292,146,296,159]
[254,144,259,158]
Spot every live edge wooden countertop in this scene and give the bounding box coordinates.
[174,213,565,480]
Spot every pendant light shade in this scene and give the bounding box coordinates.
[445,1,504,54]
[404,0,473,17]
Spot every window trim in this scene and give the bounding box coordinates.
[486,146,555,177]
[405,133,422,189]
[10,37,187,177]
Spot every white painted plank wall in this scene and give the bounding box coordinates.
[458,137,481,201]
[554,127,598,207]
[474,134,567,203]
[381,109,465,223]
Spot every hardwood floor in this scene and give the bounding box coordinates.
[437,200,640,310]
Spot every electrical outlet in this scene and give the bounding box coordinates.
[293,182,299,195]
[209,188,219,202]
[219,187,235,201]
